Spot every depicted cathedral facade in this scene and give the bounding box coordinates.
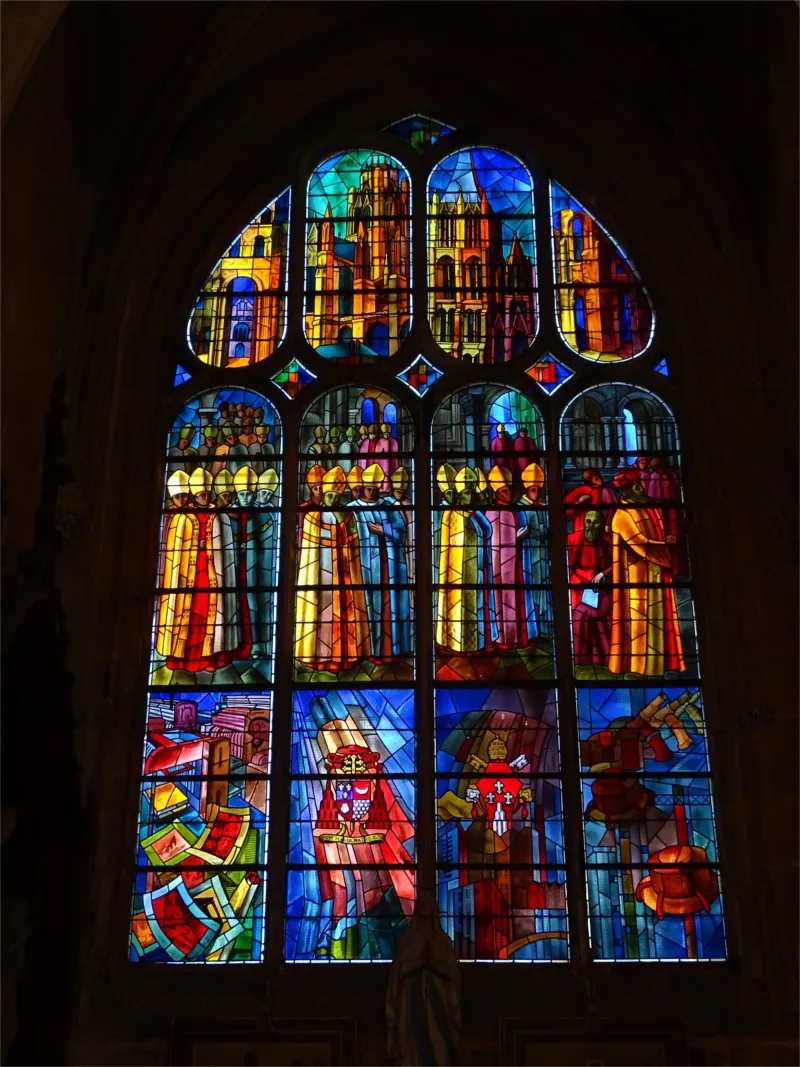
[553,203,651,360]
[305,157,411,359]
[188,200,289,369]
[428,185,536,364]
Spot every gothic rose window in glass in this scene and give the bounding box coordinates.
[130,119,725,965]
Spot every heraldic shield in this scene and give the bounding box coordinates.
[314,742,392,844]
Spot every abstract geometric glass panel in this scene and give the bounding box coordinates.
[294,386,414,682]
[551,181,653,362]
[428,148,537,364]
[130,686,273,963]
[436,688,568,960]
[286,689,416,961]
[305,151,411,361]
[526,353,574,395]
[431,385,552,682]
[187,189,290,367]
[385,113,455,153]
[271,358,317,399]
[654,357,669,376]
[560,384,724,960]
[397,354,443,397]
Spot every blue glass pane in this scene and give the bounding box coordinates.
[173,364,192,387]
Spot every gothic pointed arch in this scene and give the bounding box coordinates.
[131,115,725,966]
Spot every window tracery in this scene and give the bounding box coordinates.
[130,115,725,965]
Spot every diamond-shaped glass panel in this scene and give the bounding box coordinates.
[654,357,669,376]
[173,363,192,387]
[525,353,574,395]
[397,355,443,397]
[270,358,316,399]
[384,113,455,153]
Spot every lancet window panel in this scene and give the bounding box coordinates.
[561,383,724,961]
[427,148,538,365]
[153,388,282,690]
[551,182,653,363]
[294,386,415,684]
[580,688,724,962]
[286,689,417,962]
[435,687,569,962]
[560,383,696,684]
[431,385,552,684]
[305,150,412,362]
[130,690,273,964]
[131,385,283,964]
[187,190,290,369]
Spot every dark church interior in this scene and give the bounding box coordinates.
[2,2,797,1064]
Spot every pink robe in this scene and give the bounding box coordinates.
[647,465,684,575]
[485,508,532,648]
[491,432,512,469]
[357,437,380,469]
[512,433,538,474]
[374,436,399,491]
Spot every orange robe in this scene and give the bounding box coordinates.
[295,507,370,672]
[608,507,685,676]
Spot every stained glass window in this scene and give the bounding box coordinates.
[188,191,290,367]
[385,113,455,152]
[132,388,281,962]
[551,182,653,362]
[133,119,724,966]
[305,151,411,361]
[428,149,537,364]
[561,384,723,959]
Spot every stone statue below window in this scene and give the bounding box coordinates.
[386,892,461,1066]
